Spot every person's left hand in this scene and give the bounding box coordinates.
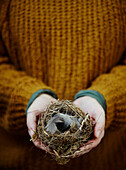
[73,96,105,157]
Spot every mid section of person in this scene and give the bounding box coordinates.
[0,0,126,169]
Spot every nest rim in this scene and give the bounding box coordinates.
[32,100,94,164]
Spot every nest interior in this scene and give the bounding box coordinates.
[32,100,94,165]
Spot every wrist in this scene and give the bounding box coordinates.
[25,89,58,115]
[36,93,56,101]
[74,89,106,113]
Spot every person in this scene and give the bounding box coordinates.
[0,0,126,169]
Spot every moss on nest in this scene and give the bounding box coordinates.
[32,100,94,165]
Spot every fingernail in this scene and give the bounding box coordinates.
[96,130,101,138]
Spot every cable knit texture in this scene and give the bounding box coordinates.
[0,0,126,169]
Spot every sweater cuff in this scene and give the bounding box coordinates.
[73,89,106,113]
[25,89,58,115]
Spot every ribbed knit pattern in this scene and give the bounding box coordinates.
[0,0,126,130]
[0,63,54,133]
[89,65,126,129]
[0,0,126,169]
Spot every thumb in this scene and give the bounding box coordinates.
[27,111,38,137]
[94,113,105,138]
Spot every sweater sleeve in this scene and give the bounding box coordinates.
[88,60,126,129]
[0,54,56,135]
[0,1,57,135]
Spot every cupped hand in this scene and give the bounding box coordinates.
[73,96,105,157]
[26,93,57,151]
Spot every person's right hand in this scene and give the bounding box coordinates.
[26,93,57,151]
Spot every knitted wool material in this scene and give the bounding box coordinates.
[0,0,126,132]
[0,0,126,168]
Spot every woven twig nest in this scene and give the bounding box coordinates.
[32,100,94,164]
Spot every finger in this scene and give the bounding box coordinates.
[72,130,104,158]
[79,142,93,151]
[77,148,92,157]
[72,148,92,158]
[79,130,104,152]
[33,140,51,152]
[51,98,57,103]
[94,112,105,138]
[28,129,34,138]
[27,109,44,128]
[93,130,105,148]
[33,140,46,151]
[27,113,38,139]
[86,130,104,149]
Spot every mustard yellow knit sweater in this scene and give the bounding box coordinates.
[0,0,126,169]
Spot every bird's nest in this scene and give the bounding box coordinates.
[31,100,94,164]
